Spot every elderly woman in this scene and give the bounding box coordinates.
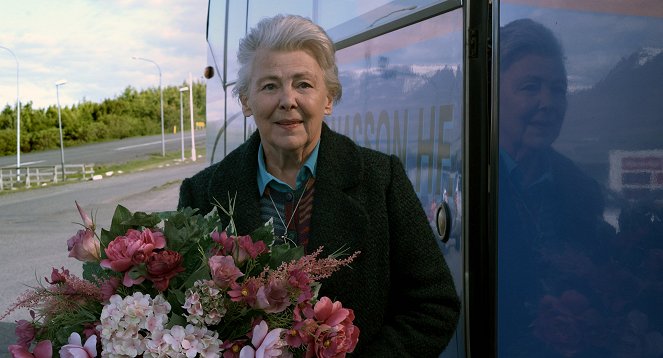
[179,14,460,357]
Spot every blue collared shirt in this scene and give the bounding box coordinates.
[257,141,320,195]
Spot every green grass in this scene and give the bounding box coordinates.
[93,146,206,175]
[0,146,205,196]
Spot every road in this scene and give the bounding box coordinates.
[0,159,209,349]
[0,131,207,168]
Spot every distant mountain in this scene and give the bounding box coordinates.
[556,48,663,182]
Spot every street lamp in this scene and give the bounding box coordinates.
[0,45,21,179]
[55,80,67,181]
[132,56,165,156]
[188,73,196,161]
[179,86,189,161]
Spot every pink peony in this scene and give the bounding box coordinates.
[146,250,185,291]
[100,228,166,272]
[256,279,291,314]
[66,229,100,262]
[239,320,284,358]
[8,340,52,358]
[304,297,359,357]
[209,255,244,288]
[14,320,35,348]
[58,332,96,358]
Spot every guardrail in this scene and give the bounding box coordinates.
[0,164,95,191]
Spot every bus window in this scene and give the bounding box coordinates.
[497,1,663,357]
[225,1,248,86]
[332,9,465,357]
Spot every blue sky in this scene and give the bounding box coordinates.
[0,0,207,108]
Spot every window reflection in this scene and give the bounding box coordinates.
[498,3,663,357]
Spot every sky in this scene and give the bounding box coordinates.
[0,0,208,109]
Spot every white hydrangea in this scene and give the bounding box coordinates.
[144,324,223,358]
[98,292,171,357]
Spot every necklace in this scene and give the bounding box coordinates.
[268,178,310,243]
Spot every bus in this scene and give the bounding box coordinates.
[202,1,663,356]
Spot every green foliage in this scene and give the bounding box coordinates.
[0,129,16,154]
[0,82,206,155]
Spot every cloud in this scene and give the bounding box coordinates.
[0,0,207,108]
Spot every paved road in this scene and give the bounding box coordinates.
[0,159,208,349]
[0,131,207,168]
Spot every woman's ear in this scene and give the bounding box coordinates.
[240,96,253,117]
[324,95,333,115]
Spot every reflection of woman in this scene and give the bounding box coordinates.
[497,19,611,357]
[179,14,460,357]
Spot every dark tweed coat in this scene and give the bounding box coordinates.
[178,123,460,357]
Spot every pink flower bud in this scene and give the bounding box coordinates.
[75,201,95,231]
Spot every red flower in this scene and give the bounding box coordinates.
[14,320,35,348]
[146,250,185,291]
[45,267,69,285]
[228,279,260,306]
[99,277,121,302]
[236,235,267,262]
[211,230,234,255]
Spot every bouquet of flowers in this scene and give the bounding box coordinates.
[3,199,360,358]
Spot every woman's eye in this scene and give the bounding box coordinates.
[261,83,276,91]
[297,82,313,89]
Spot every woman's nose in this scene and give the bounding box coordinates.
[279,86,298,110]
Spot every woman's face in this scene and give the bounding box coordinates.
[241,49,333,159]
[499,54,567,158]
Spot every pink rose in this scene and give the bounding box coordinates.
[256,278,291,313]
[59,332,96,358]
[8,340,52,358]
[100,228,165,272]
[67,229,100,262]
[209,255,243,288]
[146,250,185,291]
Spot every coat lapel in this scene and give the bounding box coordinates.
[207,131,263,235]
[309,124,369,255]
